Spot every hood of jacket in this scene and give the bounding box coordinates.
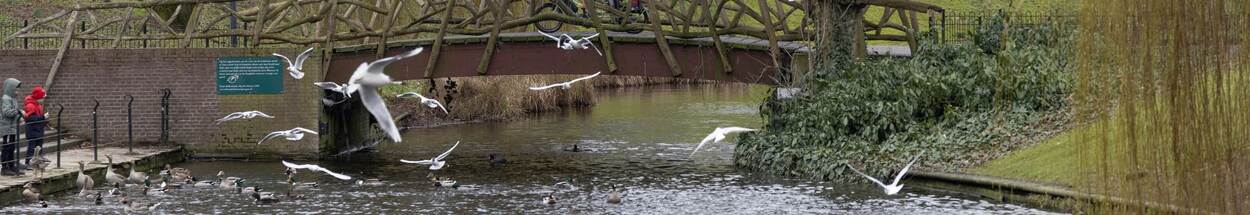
[27,85,44,100]
[2,78,18,99]
[25,85,45,117]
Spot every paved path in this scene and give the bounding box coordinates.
[0,146,183,205]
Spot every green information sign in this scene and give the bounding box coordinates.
[217,56,284,95]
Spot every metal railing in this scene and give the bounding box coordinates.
[939,11,1077,42]
[0,90,173,175]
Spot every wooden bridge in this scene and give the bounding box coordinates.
[1,0,943,85]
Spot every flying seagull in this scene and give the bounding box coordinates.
[846,152,924,195]
[282,160,353,180]
[314,82,351,97]
[538,32,603,55]
[529,72,601,90]
[397,92,450,115]
[314,82,353,105]
[258,127,318,144]
[401,141,460,170]
[347,46,425,143]
[689,127,757,157]
[273,47,316,79]
[215,111,275,124]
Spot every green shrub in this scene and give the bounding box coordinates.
[736,21,1074,181]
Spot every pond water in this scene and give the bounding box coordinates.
[9,85,1062,214]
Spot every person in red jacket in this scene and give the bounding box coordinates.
[23,85,45,168]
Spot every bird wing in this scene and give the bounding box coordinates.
[252,111,275,118]
[891,153,924,186]
[293,47,316,69]
[429,161,446,170]
[568,71,602,84]
[539,32,561,41]
[432,100,449,114]
[316,168,353,180]
[435,141,460,161]
[360,86,402,142]
[272,53,293,66]
[582,33,600,40]
[281,160,314,169]
[314,82,342,91]
[588,41,603,56]
[293,127,318,135]
[347,62,370,91]
[689,133,718,157]
[396,92,421,98]
[846,164,889,189]
[400,159,434,165]
[215,113,243,124]
[257,131,285,144]
[718,127,757,134]
[529,83,563,90]
[369,47,424,74]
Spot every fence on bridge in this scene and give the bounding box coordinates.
[940,11,1077,42]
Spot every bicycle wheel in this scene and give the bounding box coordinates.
[533,3,563,33]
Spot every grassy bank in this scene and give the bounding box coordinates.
[382,75,713,127]
[734,19,1074,181]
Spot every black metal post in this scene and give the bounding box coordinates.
[11,111,18,169]
[125,94,134,154]
[22,19,28,49]
[92,99,99,162]
[160,89,171,145]
[79,22,86,48]
[54,104,62,168]
[142,25,148,48]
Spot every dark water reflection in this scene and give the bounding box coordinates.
[11,85,1061,214]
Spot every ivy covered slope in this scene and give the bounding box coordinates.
[735,18,1075,181]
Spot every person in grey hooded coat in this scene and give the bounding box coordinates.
[1,78,23,176]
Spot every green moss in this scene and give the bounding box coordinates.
[971,126,1083,185]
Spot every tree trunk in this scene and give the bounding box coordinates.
[809,0,866,76]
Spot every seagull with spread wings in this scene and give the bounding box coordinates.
[282,161,353,180]
[846,152,924,195]
[346,47,425,143]
[257,127,318,144]
[401,141,460,170]
[689,127,757,157]
[273,47,316,79]
[529,72,601,90]
[397,92,450,115]
[538,32,603,56]
[215,111,275,124]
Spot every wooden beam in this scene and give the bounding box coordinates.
[645,1,682,77]
[584,0,617,73]
[754,0,782,73]
[110,8,135,49]
[905,10,919,52]
[253,0,270,47]
[46,11,80,92]
[476,0,502,75]
[321,0,340,80]
[71,0,237,11]
[376,0,404,59]
[363,0,388,44]
[1,10,69,46]
[424,0,455,78]
[708,0,732,73]
[180,4,204,48]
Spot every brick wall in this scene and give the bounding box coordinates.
[0,48,322,158]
